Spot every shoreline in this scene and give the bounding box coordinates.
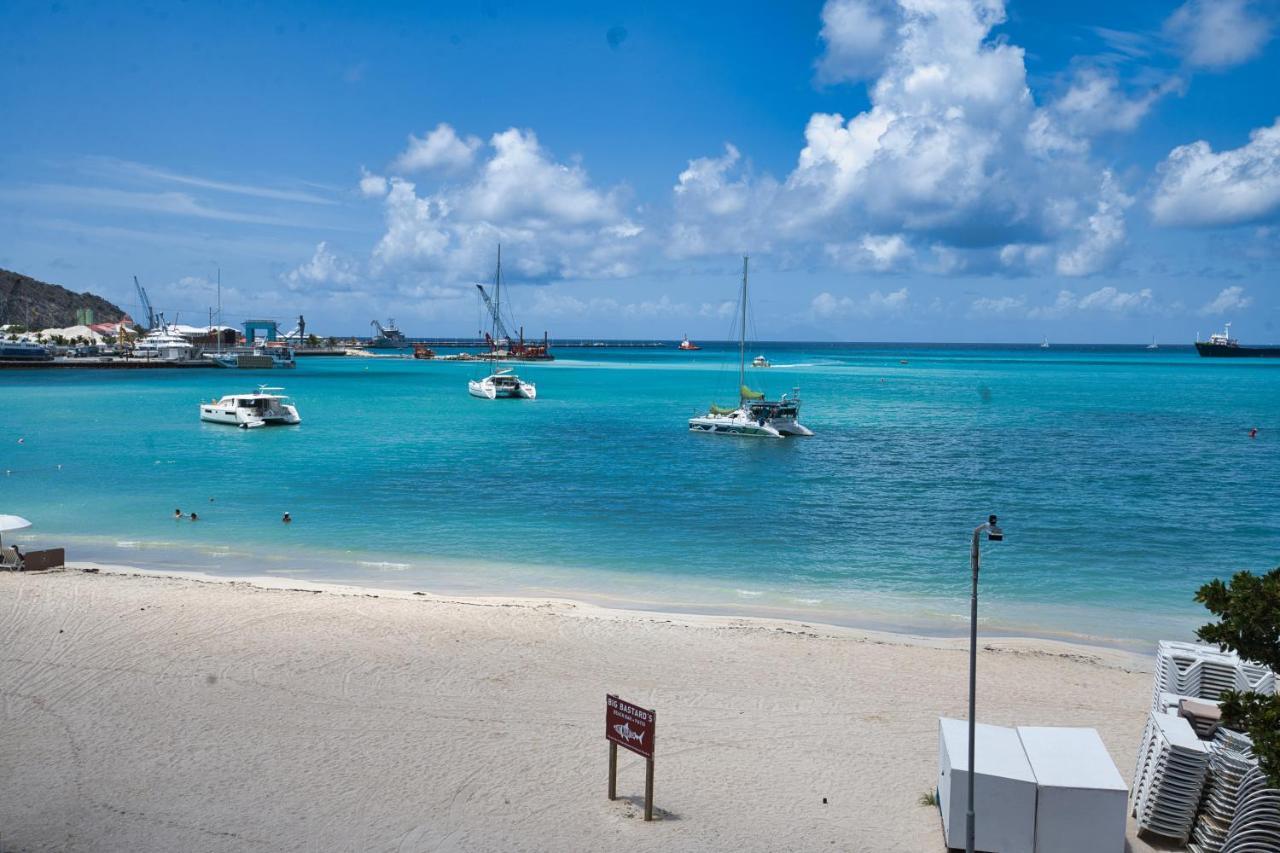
[70,560,1157,666]
[1,565,1162,852]
[31,531,1196,652]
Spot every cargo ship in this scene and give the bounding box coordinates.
[1195,323,1280,358]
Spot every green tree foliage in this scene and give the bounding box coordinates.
[1196,568,1280,786]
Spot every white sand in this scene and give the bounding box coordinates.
[0,566,1166,852]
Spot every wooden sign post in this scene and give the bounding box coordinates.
[606,694,656,821]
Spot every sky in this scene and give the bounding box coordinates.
[1,0,1278,343]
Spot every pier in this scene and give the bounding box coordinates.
[0,357,216,369]
[413,339,667,349]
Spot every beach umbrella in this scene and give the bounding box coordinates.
[0,514,32,548]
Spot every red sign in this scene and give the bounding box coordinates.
[606,694,655,759]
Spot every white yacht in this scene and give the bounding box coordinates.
[206,345,296,369]
[752,354,771,368]
[468,247,537,401]
[199,386,301,429]
[688,257,812,438]
[133,328,197,361]
[468,368,536,400]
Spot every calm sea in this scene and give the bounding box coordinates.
[3,343,1277,647]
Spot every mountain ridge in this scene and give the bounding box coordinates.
[0,268,128,329]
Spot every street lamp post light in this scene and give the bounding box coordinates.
[966,514,1003,853]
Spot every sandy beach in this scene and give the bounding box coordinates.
[1,566,1166,852]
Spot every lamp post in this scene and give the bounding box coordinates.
[966,514,1003,853]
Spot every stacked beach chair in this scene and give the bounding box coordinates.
[1131,712,1211,843]
[1152,641,1278,709]
[1218,766,1280,852]
[1136,641,1280,848]
[1189,730,1258,853]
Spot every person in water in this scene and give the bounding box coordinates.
[1249,427,1258,439]
[190,512,199,522]
[282,512,292,524]
[174,508,183,519]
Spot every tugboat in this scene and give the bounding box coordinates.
[1195,323,1280,358]
[678,335,701,351]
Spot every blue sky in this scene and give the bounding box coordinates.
[1,0,1277,342]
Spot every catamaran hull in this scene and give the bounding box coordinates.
[688,411,812,438]
[468,380,536,399]
[199,406,301,428]
[688,414,784,438]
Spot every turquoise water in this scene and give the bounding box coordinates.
[3,344,1277,647]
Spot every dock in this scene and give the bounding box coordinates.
[0,358,217,370]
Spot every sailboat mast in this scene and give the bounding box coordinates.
[739,255,748,393]
[495,244,502,342]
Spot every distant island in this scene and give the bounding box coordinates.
[0,268,128,330]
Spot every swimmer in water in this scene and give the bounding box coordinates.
[190,512,199,521]
[174,508,183,519]
[1249,427,1258,438]
[282,512,292,524]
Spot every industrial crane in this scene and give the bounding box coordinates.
[280,315,306,343]
[475,284,511,347]
[133,276,156,331]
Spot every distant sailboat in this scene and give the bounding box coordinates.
[1040,336,1050,349]
[1147,336,1159,350]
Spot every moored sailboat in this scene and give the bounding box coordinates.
[468,246,537,400]
[688,257,812,438]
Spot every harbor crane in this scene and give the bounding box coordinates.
[281,315,306,342]
[133,276,156,331]
[475,284,512,347]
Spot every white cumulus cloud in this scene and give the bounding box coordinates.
[1028,286,1154,318]
[1152,118,1280,228]
[815,0,900,83]
[393,124,483,173]
[359,168,388,198]
[810,287,909,319]
[1164,0,1274,70]
[367,128,642,284]
[1200,286,1252,315]
[674,0,1133,277]
[284,242,360,291]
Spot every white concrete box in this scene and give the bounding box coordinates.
[1016,726,1127,853]
[938,718,1037,852]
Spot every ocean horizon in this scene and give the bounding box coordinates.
[5,341,1277,649]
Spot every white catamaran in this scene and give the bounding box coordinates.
[468,246,536,400]
[199,386,301,429]
[688,257,812,438]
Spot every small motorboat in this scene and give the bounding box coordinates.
[199,386,301,429]
[752,355,771,368]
